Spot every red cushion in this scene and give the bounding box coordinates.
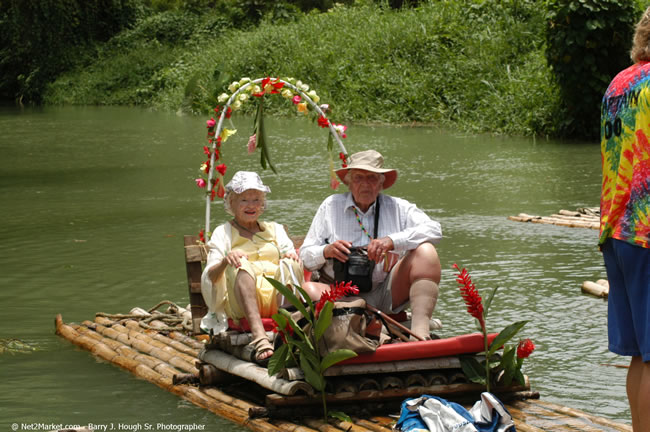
[340,332,499,365]
[228,317,276,332]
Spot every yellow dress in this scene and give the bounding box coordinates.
[224,221,304,320]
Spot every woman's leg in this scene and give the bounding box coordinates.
[233,270,273,361]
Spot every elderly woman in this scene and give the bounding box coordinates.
[200,171,304,365]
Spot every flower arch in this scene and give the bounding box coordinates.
[196,76,349,237]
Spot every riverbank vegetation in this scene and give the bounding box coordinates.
[1,0,645,139]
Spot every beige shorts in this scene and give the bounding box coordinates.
[356,266,408,314]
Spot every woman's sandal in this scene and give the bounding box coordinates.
[249,336,274,367]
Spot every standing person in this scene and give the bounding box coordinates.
[200,171,304,366]
[300,150,442,340]
[600,7,650,429]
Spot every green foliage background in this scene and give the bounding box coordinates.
[1,0,647,138]
[545,0,638,140]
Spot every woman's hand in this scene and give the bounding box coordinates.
[283,250,300,261]
[225,250,248,268]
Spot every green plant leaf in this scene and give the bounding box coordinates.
[255,99,277,173]
[488,320,528,357]
[300,352,324,391]
[483,286,498,319]
[321,349,357,371]
[329,411,353,423]
[267,342,289,377]
[514,368,526,386]
[265,277,310,322]
[459,356,486,385]
[314,301,333,342]
[498,346,516,387]
[293,340,318,364]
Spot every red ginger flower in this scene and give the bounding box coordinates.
[453,263,485,331]
[517,339,535,359]
[199,229,206,243]
[315,281,360,317]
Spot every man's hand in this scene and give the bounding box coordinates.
[367,236,394,262]
[323,240,352,262]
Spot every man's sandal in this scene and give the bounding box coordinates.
[249,336,274,367]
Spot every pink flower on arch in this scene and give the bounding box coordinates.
[206,118,216,128]
[292,95,301,105]
[195,178,206,188]
[247,134,257,154]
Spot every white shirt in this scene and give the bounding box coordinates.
[300,192,442,284]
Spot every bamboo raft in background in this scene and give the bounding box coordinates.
[508,208,599,230]
[54,310,632,432]
[581,279,609,298]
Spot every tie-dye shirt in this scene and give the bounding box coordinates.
[600,61,650,248]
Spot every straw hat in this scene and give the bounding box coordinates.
[335,150,398,189]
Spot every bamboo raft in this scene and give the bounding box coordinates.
[508,208,599,230]
[54,310,632,432]
[581,279,609,298]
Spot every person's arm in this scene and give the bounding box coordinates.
[202,224,230,283]
[275,222,299,260]
[387,198,442,252]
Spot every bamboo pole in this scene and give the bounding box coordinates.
[504,404,565,431]
[282,356,462,380]
[123,320,200,356]
[302,419,349,432]
[269,421,320,432]
[367,416,395,428]
[509,400,604,432]
[266,381,529,407]
[200,348,315,396]
[93,317,198,374]
[329,419,374,432]
[74,324,177,374]
[349,419,392,432]
[532,400,632,432]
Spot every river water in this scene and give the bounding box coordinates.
[0,105,628,429]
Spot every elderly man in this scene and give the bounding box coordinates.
[300,150,442,340]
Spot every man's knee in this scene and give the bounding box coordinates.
[408,242,441,283]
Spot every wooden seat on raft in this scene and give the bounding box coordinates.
[183,234,406,335]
